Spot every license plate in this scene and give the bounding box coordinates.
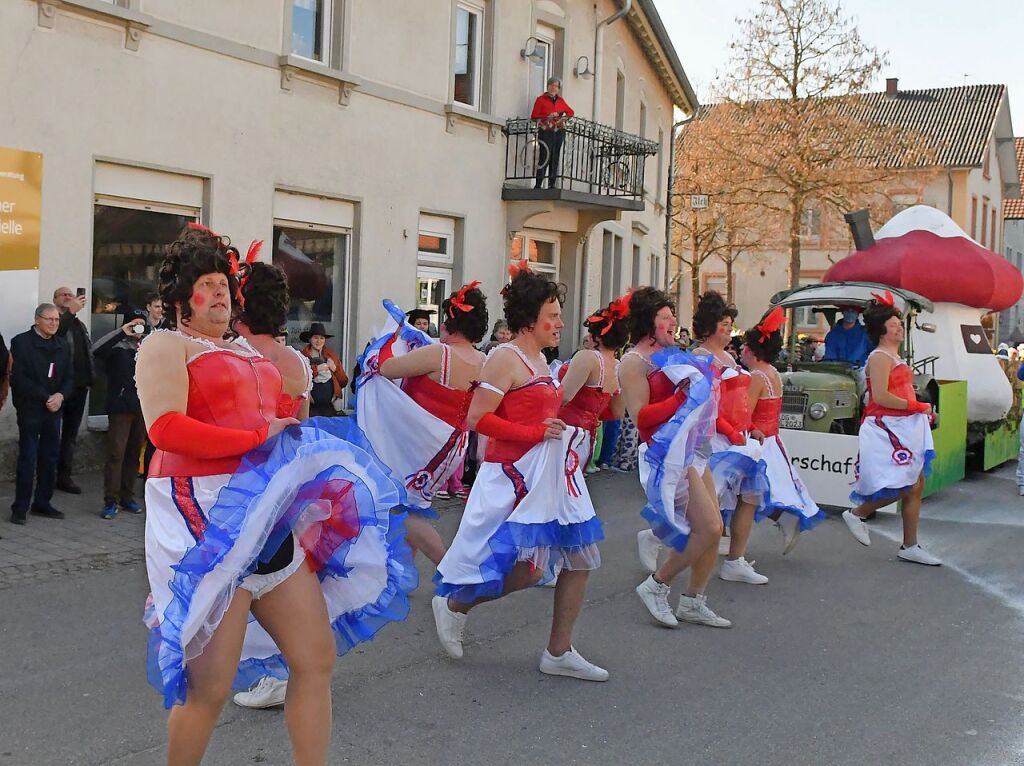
[779,413,804,430]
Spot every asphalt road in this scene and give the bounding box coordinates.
[2,467,1023,766]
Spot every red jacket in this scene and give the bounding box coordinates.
[531,94,574,123]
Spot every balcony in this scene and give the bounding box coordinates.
[502,116,659,212]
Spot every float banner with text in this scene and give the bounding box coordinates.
[0,147,43,271]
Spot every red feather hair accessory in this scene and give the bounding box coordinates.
[756,306,785,341]
[502,260,531,295]
[869,289,895,306]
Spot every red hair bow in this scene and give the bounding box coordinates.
[502,260,531,295]
[233,240,263,308]
[756,306,785,341]
[448,280,481,318]
[587,291,632,336]
[870,289,895,306]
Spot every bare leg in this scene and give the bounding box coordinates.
[851,493,906,520]
[727,499,756,560]
[167,589,253,766]
[403,515,446,566]
[449,560,544,614]
[899,476,925,547]
[685,468,724,595]
[547,569,589,655]
[250,564,335,766]
[654,466,722,586]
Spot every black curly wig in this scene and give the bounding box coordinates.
[238,262,290,336]
[158,225,238,331]
[585,306,630,350]
[503,270,566,333]
[743,323,784,363]
[441,284,489,343]
[863,301,902,345]
[627,286,675,343]
[692,291,738,342]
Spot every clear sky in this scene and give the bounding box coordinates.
[652,0,1023,129]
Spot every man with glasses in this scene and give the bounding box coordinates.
[52,286,95,494]
[9,304,73,524]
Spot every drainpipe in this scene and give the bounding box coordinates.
[593,0,632,124]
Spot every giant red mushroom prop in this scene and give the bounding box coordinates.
[824,205,1023,423]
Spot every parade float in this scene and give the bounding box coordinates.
[765,205,1023,508]
[826,205,1023,471]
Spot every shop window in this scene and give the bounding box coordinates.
[272,224,349,356]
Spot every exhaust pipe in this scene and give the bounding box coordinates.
[843,209,875,251]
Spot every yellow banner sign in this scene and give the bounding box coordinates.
[0,147,44,271]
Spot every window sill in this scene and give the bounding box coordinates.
[37,0,151,48]
[444,103,505,140]
[278,55,362,106]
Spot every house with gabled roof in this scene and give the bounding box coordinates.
[1001,137,1024,343]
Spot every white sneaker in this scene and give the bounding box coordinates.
[434,490,451,500]
[539,647,609,682]
[719,557,769,585]
[675,593,732,628]
[232,676,287,709]
[637,529,661,573]
[774,514,802,556]
[585,465,601,475]
[717,534,731,556]
[635,575,678,627]
[842,510,871,546]
[897,544,942,566]
[1018,486,1024,497]
[431,595,467,659]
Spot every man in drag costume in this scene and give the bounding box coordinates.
[137,225,415,765]
[431,263,608,681]
[841,292,941,566]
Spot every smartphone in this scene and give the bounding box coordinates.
[76,287,86,297]
[310,356,326,366]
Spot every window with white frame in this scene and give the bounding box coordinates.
[794,275,823,330]
[453,1,484,109]
[510,232,558,278]
[799,207,821,240]
[417,215,458,335]
[418,215,455,266]
[528,24,556,102]
[601,230,623,303]
[292,0,334,65]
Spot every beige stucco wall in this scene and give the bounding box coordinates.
[0,0,682,460]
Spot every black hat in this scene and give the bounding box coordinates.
[120,307,148,327]
[406,308,436,324]
[299,322,334,342]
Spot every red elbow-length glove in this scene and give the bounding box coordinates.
[475,412,547,445]
[148,412,269,459]
[636,388,687,434]
[716,416,746,446]
[906,400,931,415]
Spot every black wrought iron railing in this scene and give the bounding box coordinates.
[503,116,659,201]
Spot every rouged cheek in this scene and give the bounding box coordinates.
[192,293,206,307]
[542,322,553,332]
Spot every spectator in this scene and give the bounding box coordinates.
[726,335,743,363]
[9,303,72,524]
[145,293,165,329]
[300,322,348,417]
[678,328,692,349]
[52,286,95,494]
[406,308,436,337]
[274,330,288,346]
[1017,359,1024,497]
[480,319,512,353]
[92,308,149,520]
[530,76,574,190]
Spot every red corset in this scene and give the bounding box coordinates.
[718,371,753,433]
[751,397,782,437]
[277,393,304,419]
[485,379,560,463]
[403,373,473,430]
[638,370,677,445]
[150,351,281,478]
[559,386,613,433]
[864,363,919,418]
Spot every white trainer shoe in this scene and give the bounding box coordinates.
[774,514,802,555]
[232,676,287,709]
[842,510,871,546]
[720,557,769,585]
[431,595,468,659]
[897,544,942,566]
[676,593,732,628]
[717,534,731,556]
[637,529,661,573]
[635,575,678,627]
[539,647,609,682]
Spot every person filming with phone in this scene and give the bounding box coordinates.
[92,307,150,519]
[52,286,95,494]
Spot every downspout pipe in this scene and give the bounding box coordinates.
[593,0,632,124]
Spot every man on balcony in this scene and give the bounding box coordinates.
[531,77,574,190]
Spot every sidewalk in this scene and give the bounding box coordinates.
[0,470,145,589]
